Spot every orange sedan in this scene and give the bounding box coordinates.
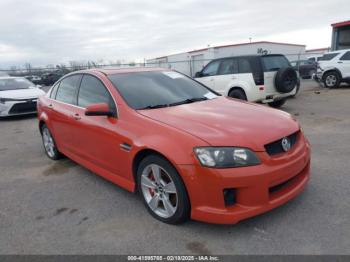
[37,68,311,224]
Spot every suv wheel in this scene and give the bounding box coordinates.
[137,155,190,224]
[228,89,247,100]
[268,99,286,108]
[323,71,340,88]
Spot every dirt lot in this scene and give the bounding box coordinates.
[0,80,349,255]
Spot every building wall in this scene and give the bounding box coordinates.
[147,42,306,76]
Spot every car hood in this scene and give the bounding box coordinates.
[0,88,45,99]
[138,97,299,151]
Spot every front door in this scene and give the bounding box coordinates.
[72,74,125,176]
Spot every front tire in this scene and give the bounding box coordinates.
[323,71,340,88]
[137,155,190,224]
[268,99,286,108]
[41,124,62,160]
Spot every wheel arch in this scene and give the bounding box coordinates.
[132,148,177,191]
[227,86,247,96]
[322,68,343,80]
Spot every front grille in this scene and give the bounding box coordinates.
[265,131,299,156]
[9,101,37,115]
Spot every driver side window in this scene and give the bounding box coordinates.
[77,75,115,109]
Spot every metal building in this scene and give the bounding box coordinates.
[331,20,350,51]
[147,41,306,76]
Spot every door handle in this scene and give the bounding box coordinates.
[338,61,343,63]
[210,78,214,81]
[72,113,81,120]
[48,104,53,109]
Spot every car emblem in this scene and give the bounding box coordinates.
[281,137,291,152]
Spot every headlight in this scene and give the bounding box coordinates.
[194,147,260,168]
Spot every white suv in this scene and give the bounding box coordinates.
[317,49,350,88]
[195,54,299,108]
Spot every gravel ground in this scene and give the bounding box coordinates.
[0,80,349,255]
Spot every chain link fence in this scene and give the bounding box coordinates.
[0,52,325,84]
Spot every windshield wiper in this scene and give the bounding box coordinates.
[139,97,208,110]
[169,97,208,106]
[139,104,169,110]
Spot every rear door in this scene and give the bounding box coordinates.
[48,74,82,154]
[261,55,291,94]
[196,60,220,90]
[214,58,239,94]
[73,74,124,175]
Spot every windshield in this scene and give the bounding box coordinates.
[262,55,291,72]
[0,78,35,91]
[108,71,218,110]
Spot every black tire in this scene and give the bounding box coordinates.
[268,99,286,108]
[228,88,247,100]
[275,67,298,93]
[323,71,341,88]
[41,124,62,160]
[137,155,190,224]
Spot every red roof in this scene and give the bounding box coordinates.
[306,47,330,52]
[331,20,350,28]
[189,41,305,53]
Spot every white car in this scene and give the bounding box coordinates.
[0,77,45,117]
[195,54,299,108]
[316,49,350,88]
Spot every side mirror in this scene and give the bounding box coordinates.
[194,71,203,78]
[85,103,115,117]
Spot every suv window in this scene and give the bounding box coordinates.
[319,53,339,61]
[238,58,252,73]
[261,55,290,72]
[78,75,114,108]
[218,59,238,75]
[340,51,350,61]
[202,60,220,76]
[55,75,81,104]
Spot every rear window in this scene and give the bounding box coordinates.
[319,53,339,61]
[261,55,291,72]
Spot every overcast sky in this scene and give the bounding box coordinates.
[0,0,349,68]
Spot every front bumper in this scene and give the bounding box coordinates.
[0,100,37,117]
[178,133,311,224]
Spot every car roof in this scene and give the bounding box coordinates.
[210,54,285,61]
[0,76,24,80]
[327,49,350,54]
[77,67,168,76]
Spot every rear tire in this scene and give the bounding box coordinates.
[323,71,340,88]
[137,155,190,224]
[41,124,62,160]
[268,99,286,108]
[228,89,247,100]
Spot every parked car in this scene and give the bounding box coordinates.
[0,77,45,117]
[290,60,317,79]
[37,68,311,224]
[307,55,323,63]
[25,75,42,85]
[316,49,350,88]
[41,72,64,86]
[194,54,300,108]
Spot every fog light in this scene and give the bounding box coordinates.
[223,188,236,206]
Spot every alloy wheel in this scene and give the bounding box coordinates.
[140,164,178,218]
[325,75,337,87]
[42,127,56,158]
